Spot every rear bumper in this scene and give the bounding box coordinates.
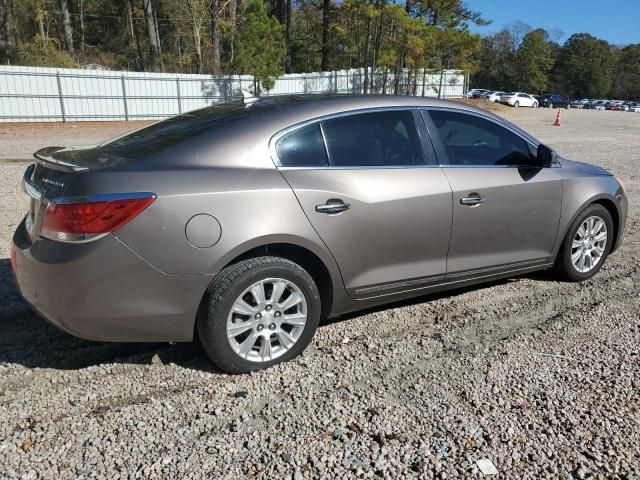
[12,218,211,342]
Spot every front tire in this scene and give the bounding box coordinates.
[533,102,538,108]
[554,204,614,282]
[198,256,321,373]
[514,101,520,108]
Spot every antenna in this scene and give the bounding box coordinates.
[241,89,259,105]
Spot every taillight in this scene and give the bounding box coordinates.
[41,194,155,243]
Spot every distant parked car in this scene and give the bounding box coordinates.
[570,99,588,109]
[499,92,539,108]
[485,91,506,102]
[605,102,620,111]
[469,89,491,99]
[628,103,640,112]
[537,94,570,109]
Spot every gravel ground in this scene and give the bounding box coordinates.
[0,108,639,479]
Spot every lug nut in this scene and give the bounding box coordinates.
[274,311,281,318]
[265,305,272,311]
[255,313,262,320]
[269,323,276,330]
[257,324,264,332]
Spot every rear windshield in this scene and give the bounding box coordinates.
[101,101,268,158]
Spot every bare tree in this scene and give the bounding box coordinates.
[60,0,75,55]
[210,0,221,74]
[143,0,162,68]
[228,0,237,64]
[183,0,210,74]
[0,0,12,62]
[128,0,144,70]
[320,0,330,71]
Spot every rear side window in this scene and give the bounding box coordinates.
[276,123,328,167]
[428,110,533,167]
[321,110,425,167]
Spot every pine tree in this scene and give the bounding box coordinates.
[236,0,286,93]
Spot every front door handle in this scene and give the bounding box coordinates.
[460,194,485,206]
[315,199,351,214]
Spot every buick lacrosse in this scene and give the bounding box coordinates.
[12,95,627,373]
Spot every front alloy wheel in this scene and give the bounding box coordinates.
[555,204,614,282]
[570,216,607,273]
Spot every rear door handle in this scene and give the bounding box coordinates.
[315,199,351,214]
[460,194,485,206]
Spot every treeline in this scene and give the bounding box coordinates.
[0,0,486,92]
[1,2,638,99]
[473,22,640,100]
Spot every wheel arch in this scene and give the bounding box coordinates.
[555,193,622,257]
[199,235,345,325]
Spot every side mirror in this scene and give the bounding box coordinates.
[536,144,556,167]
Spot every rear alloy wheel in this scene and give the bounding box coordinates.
[549,103,554,109]
[198,256,321,373]
[555,204,614,282]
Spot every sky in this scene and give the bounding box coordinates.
[466,0,640,46]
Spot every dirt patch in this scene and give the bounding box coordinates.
[450,98,516,114]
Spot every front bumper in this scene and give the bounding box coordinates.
[12,218,211,342]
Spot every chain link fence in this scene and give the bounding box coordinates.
[0,65,467,122]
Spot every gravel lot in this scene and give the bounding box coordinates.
[0,109,639,479]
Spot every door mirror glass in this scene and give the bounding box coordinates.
[536,144,555,167]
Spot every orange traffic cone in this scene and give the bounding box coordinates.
[553,109,561,126]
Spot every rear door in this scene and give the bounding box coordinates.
[275,109,452,298]
[423,108,562,276]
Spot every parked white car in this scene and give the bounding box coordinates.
[499,92,539,108]
[629,104,640,112]
[485,91,506,102]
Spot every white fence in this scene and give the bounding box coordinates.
[0,65,466,122]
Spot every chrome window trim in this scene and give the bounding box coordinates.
[269,106,431,169]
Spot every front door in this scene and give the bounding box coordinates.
[274,109,453,298]
[424,109,562,275]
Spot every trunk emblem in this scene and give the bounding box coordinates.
[42,178,65,188]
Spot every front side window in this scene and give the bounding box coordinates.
[321,110,425,167]
[428,110,534,167]
[276,123,328,167]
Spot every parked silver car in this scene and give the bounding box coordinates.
[12,95,627,373]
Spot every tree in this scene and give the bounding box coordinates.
[181,0,210,73]
[320,0,331,70]
[17,34,75,67]
[143,0,162,69]
[611,44,640,100]
[555,33,613,98]
[236,0,286,93]
[1,0,14,63]
[210,0,221,73]
[515,29,554,93]
[60,0,75,55]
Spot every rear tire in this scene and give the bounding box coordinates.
[198,256,321,373]
[514,101,519,108]
[533,102,538,108]
[554,204,614,282]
